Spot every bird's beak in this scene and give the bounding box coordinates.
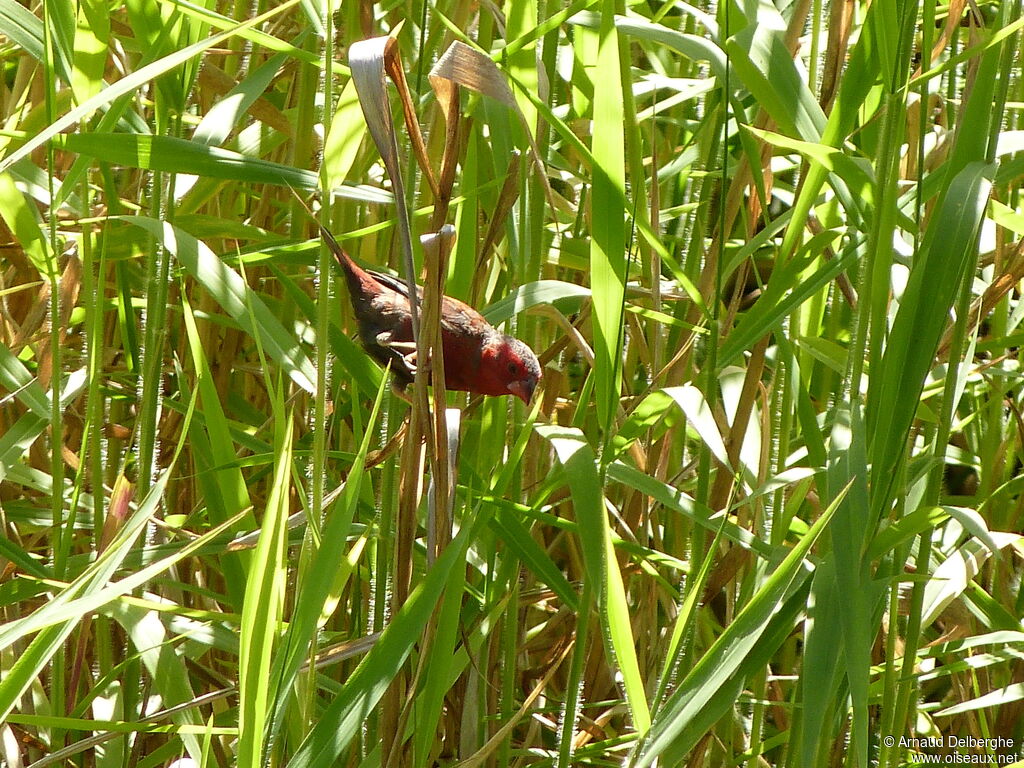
[508,378,536,404]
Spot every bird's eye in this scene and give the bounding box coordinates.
[508,362,518,375]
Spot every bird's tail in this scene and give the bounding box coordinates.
[320,224,359,277]
[319,224,381,305]
[281,183,359,280]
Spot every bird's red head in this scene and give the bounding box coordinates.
[479,335,542,404]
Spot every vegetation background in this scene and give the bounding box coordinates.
[1,0,1023,765]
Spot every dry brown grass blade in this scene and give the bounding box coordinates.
[348,35,438,471]
[700,338,770,601]
[349,37,437,768]
[429,41,557,231]
[938,237,1024,360]
[427,70,461,230]
[819,0,855,109]
[453,638,574,768]
[348,35,443,454]
[380,39,441,201]
[711,338,768,515]
[420,226,458,564]
[475,149,522,283]
[196,62,293,136]
[35,255,81,389]
[912,0,970,80]
[348,34,424,346]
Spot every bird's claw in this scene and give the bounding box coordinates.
[376,332,422,376]
[376,332,416,353]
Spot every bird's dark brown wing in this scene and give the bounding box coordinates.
[369,269,492,340]
[363,268,417,300]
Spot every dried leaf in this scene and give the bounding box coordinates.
[429,42,556,227]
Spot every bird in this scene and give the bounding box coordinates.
[320,225,542,404]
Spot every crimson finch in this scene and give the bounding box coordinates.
[322,226,541,404]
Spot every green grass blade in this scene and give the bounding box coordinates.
[633,483,845,766]
[587,0,628,434]
[237,411,292,767]
[119,216,317,394]
[286,517,483,768]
